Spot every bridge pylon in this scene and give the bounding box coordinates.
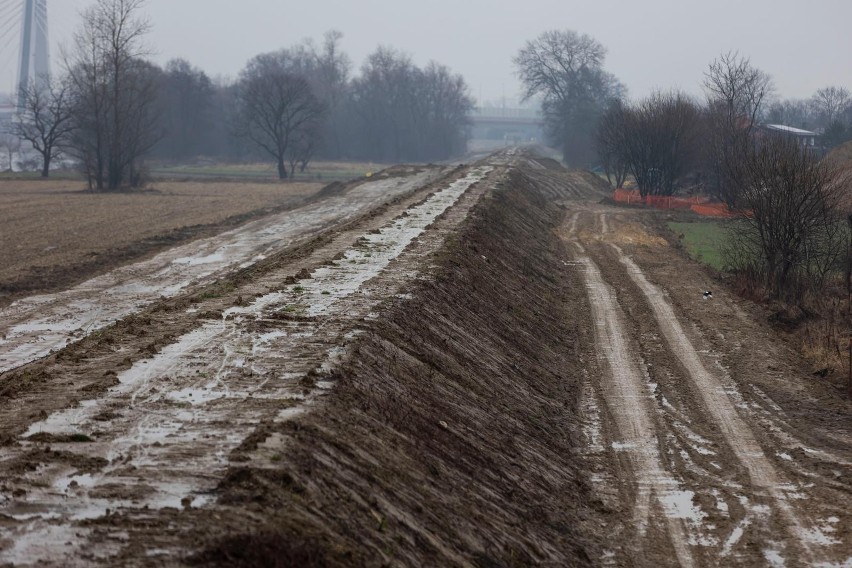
[16,0,50,112]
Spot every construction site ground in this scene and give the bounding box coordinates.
[0,151,849,567]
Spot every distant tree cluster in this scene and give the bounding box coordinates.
[592,49,852,302]
[766,86,852,148]
[5,0,473,187]
[597,92,703,196]
[345,48,473,163]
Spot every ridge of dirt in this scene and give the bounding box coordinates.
[0,201,302,307]
[183,167,602,566]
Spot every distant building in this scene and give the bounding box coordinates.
[758,123,819,149]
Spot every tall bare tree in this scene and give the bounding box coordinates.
[12,76,76,177]
[65,0,160,190]
[596,100,630,188]
[703,51,774,205]
[727,135,850,300]
[153,59,215,159]
[235,51,326,179]
[811,86,851,127]
[514,30,624,165]
[345,48,472,163]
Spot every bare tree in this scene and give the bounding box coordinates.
[344,48,472,163]
[703,51,774,205]
[0,133,21,172]
[314,31,351,158]
[602,92,703,196]
[811,86,851,127]
[153,59,215,159]
[514,30,624,165]
[64,0,160,190]
[12,76,76,177]
[596,100,630,188]
[235,51,326,179]
[285,112,323,177]
[727,135,850,301]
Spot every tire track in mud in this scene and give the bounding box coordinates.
[572,209,850,566]
[0,169,444,375]
[0,166,494,566]
[610,242,820,564]
[565,211,696,567]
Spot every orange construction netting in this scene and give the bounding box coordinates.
[613,189,737,217]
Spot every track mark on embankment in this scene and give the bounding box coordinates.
[611,244,819,564]
[0,167,493,567]
[572,241,695,567]
[0,170,443,374]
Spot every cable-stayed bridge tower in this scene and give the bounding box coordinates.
[16,0,49,112]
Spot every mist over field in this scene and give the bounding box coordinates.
[4,0,852,104]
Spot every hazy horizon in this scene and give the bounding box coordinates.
[1,0,850,106]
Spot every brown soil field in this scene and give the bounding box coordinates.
[0,179,321,304]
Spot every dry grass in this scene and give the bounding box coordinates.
[828,140,852,169]
[0,179,321,302]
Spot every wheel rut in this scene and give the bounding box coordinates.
[563,208,852,566]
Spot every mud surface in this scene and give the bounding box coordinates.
[564,206,852,566]
[0,180,325,306]
[0,150,850,567]
[0,167,441,375]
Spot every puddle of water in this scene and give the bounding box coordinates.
[173,252,227,266]
[764,545,787,567]
[659,490,705,522]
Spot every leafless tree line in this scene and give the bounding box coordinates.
[766,86,852,149]
[5,0,473,186]
[703,54,852,304]
[592,48,852,303]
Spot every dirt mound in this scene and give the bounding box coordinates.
[195,168,601,565]
[521,167,610,201]
[534,157,565,170]
[311,180,348,200]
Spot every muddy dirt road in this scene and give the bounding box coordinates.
[564,205,852,566]
[0,151,849,567]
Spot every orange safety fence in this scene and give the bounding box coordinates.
[613,189,739,217]
[612,189,641,204]
[645,195,709,210]
[690,203,740,218]
[613,190,709,207]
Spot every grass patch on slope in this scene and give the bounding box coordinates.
[668,220,730,270]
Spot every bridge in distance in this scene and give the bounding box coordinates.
[469,107,544,145]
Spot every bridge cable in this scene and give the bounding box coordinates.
[0,5,21,28]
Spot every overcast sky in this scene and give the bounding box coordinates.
[2,0,851,105]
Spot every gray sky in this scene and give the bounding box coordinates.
[2,0,851,105]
